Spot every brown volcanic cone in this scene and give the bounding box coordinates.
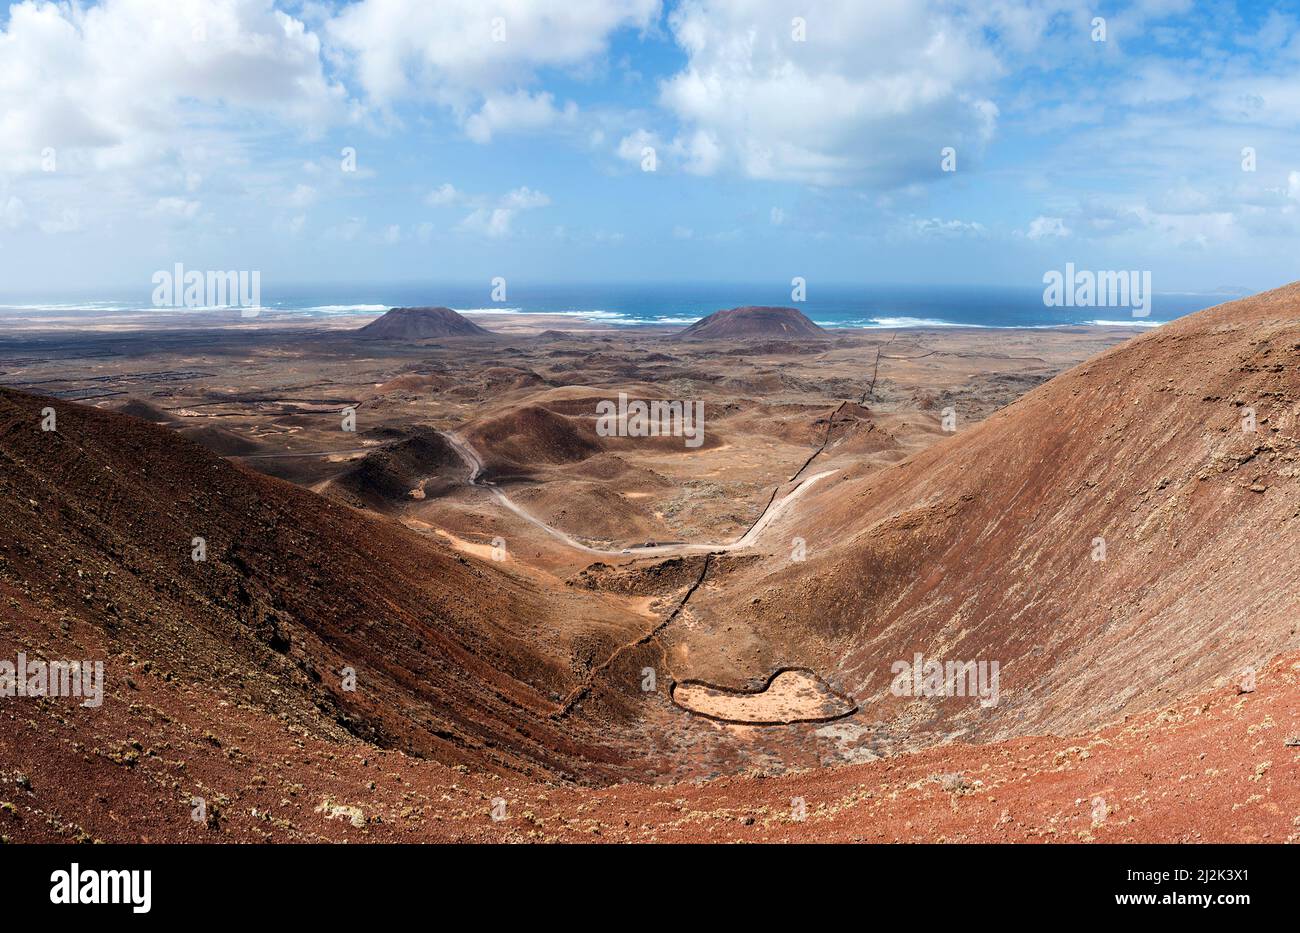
[358,306,493,338]
[0,387,641,782]
[333,426,462,507]
[688,282,1300,742]
[675,306,827,339]
[467,404,604,477]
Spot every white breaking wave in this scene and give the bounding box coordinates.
[302,304,390,314]
[457,308,633,322]
[813,316,978,328]
[1086,319,1164,328]
[609,315,702,325]
[0,301,136,312]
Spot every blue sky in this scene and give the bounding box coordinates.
[3,0,1300,297]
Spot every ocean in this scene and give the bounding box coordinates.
[0,282,1238,329]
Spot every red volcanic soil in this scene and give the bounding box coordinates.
[358,306,493,339]
[684,282,1300,746]
[0,387,650,787]
[676,306,827,340]
[5,285,1300,843]
[3,630,1295,842]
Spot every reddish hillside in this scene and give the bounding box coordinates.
[684,283,1300,743]
[676,306,827,339]
[0,388,642,783]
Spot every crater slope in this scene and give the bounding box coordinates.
[679,283,1300,745]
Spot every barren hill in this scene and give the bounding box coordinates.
[676,306,827,339]
[467,404,604,477]
[0,388,645,783]
[680,283,1300,743]
[358,306,493,339]
[332,427,462,507]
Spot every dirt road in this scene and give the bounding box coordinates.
[439,430,835,557]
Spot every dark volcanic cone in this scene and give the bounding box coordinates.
[675,306,827,339]
[358,306,493,338]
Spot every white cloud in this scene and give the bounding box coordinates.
[1026,215,1071,239]
[616,127,659,164]
[464,91,578,144]
[655,0,1001,185]
[0,0,345,173]
[457,207,515,238]
[676,128,722,175]
[909,217,987,238]
[770,207,785,226]
[614,125,722,175]
[425,183,461,206]
[455,186,551,238]
[328,0,658,139]
[287,184,318,209]
[500,186,550,210]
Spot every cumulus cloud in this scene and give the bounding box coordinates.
[455,186,551,238]
[1026,216,1071,239]
[0,0,345,173]
[500,186,550,210]
[457,208,515,238]
[614,125,723,175]
[653,0,1001,185]
[909,217,987,238]
[464,90,578,143]
[328,0,658,140]
[425,183,461,206]
[287,184,319,209]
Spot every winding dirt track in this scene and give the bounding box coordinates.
[438,430,836,558]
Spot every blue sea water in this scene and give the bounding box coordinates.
[0,282,1239,329]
